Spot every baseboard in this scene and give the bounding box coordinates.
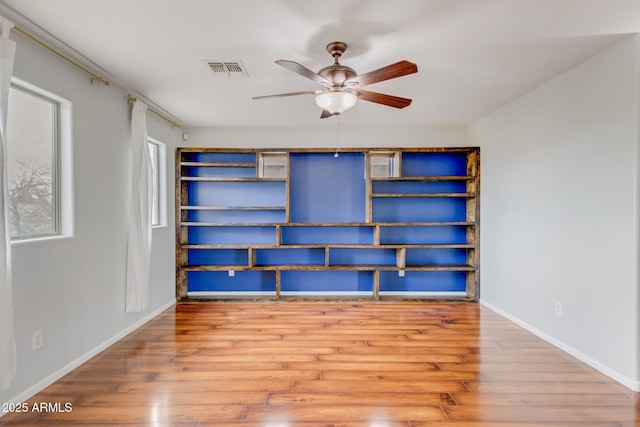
[480,299,640,392]
[2,298,176,409]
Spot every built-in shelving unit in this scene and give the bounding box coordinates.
[176,147,480,301]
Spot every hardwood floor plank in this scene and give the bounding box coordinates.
[319,369,479,382]
[286,361,441,372]
[243,404,448,422]
[78,391,267,406]
[37,405,246,422]
[336,345,474,357]
[115,379,294,393]
[207,346,338,356]
[154,369,320,381]
[442,405,639,424]
[438,361,593,373]
[173,353,318,363]
[450,392,638,407]
[292,379,470,393]
[464,381,633,394]
[268,391,456,406]
[321,353,465,363]
[200,422,412,427]
[1,301,637,426]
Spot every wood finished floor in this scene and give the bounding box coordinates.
[2,302,639,426]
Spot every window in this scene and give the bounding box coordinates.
[258,152,288,178]
[369,151,400,178]
[148,138,166,227]
[6,83,60,239]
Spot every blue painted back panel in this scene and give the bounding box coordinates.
[372,197,467,222]
[372,180,467,194]
[280,271,373,292]
[379,226,467,244]
[183,167,256,178]
[187,181,285,207]
[188,271,275,292]
[255,248,325,266]
[405,248,467,265]
[188,249,248,266]
[188,226,276,245]
[185,209,285,224]
[402,152,467,176]
[183,152,256,163]
[379,271,467,292]
[329,248,396,266]
[281,226,373,245]
[289,153,366,223]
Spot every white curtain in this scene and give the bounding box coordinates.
[125,100,152,312]
[0,16,16,391]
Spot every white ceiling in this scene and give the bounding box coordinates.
[1,0,639,129]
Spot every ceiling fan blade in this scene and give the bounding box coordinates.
[253,90,321,100]
[275,60,332,86]
[320,109,334,119]
[357,89,412,109]
[348,60,418,87]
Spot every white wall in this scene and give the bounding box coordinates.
[186,123,468,149]
[0,33,180,404]
[470,35,640,390]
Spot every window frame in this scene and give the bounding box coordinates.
[148,137,167,228]
[7,81,62,241]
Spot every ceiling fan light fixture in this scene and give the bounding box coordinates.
[315,91,358,114]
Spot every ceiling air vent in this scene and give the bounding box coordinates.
[207,61,248,78]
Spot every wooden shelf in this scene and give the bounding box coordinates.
[372,175,474,182]
[180,244,475,250]
[181,177,285,182]
[176,147,480,301]
[181,206,286,211]
[371,192,475,198]
[180,222,477,228]
[181,161,256,167]
[181,264,476,272]
[179,221,477,227]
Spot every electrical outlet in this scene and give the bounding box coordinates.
[228,270,235,277]
[398,270,405,277]
[32,330,43,350]
[554,301,562,317]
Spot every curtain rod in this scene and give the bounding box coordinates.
[13,25,110,86]
[12,25,181,128]
[127,95,181,128]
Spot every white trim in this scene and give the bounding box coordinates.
[187,291,275,297]
[480,299,640,392]
[279,291,372,297]
[379,291,466,297]
[0,299,176,411]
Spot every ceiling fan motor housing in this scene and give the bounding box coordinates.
[318,65,357,86]
[319,41,358,86]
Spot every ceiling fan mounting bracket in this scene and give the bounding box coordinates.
[326,41,347,60]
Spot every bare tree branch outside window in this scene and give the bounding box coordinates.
[7,160,53,237]
[7,84,57,239]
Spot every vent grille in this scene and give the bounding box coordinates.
[207,61,248,77]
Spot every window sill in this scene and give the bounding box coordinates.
[10,234,73,246]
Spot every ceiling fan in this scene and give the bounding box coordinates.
[253,41,418,118]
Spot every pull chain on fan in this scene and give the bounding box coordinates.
[335,114,341,158]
